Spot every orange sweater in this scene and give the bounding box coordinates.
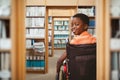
[70,31,96,44]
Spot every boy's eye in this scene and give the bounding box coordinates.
[75,24,79,26]
[73,24,79,27]
[71,23,80,27]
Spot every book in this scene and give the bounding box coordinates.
[0,53,11,79]
[78,7,95,16]
[0,20,2,38]
[0,0,11,16]
[33,42,45,54]
[26,7,45,16]
[26,29,45,38]
[89,20,95,28]
[111,52,119,80]
[1,21,6,38]
[26,18,45,27]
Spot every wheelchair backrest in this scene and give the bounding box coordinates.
[66,43,96,80]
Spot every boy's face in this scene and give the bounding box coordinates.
[71,17,86,35]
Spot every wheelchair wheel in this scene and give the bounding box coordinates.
[59,66,67,80]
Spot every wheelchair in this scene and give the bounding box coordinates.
[58,43,96,80]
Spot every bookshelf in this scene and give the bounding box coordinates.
[25,5,48,73]
[78,0,95,6]
[77,6,96,36]
[53,18,70,49]
[0,18,11,80]
[0,0,12,80]
[48,16,54,56]
[110,0,120,80]
[0,0,25,80]
[47,17,70,56]
[96,0,120,80]
[46,6,77,56]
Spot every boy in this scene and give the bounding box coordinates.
[56,13,96,74]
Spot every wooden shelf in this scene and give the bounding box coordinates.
[54,24,69,26]
[54,34,69,35]
[26,16,45,18]
[54,38,66,40]
[89,16,95,18]
[26,5,45,7]
[111,16,120,19]
[26,38,45,40]
[111,49,120,52]
[26,69,45,73]
[26,27,44,29]
[48,28,52,30]
[54,48,66,50]
[54,24,64,26]
[48,47,52,49]
[26,48,33,50]
[52,16,72,18]
[0,49,11,52]
[0,16,10,20]
[64,24,69,26]
[25,5,48,74]
[48,22,52,24]
[0,0,26,79]
[54,30,69,31]
[88,27,95,29]
[49,54,53,57]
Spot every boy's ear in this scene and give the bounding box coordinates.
[84,24,88,30]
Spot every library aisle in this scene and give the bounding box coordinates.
[26,50,65,80]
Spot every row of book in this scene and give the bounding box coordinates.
[48,23,52,29]
[110,5,120,17]
[48,17,53,55]
[26,40,34,49]
[0,39,11,50]
[0,0,11,16]
[110,0,120,17]
[0,53,11,79]
[54,31,69,35]
[26,7,45,16]
[89,20,95,27]
[33,42,45,54]
[0,20,11,50]
[78,7,95,16]
[54,39,67,48]
[110,19,120,50]
[26,41,45,53]
[54,44,66,48]
[48,30,52,36]
[111,38,120,50]
[48,30,52,43]
[26,18,45,27]
[48,16,52,23]
[48,37,52,43]
[54,34,69,39]
[111,52,120,80]
[26,29,45,38]
[54,25,69,31]
[0,20,8,38]
[87,29,96,36]
[54,20,95,30]
[26,56,45,70]
[54,39,66,44]
[54,21,69,25]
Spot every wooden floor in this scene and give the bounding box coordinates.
[26,50,65,80]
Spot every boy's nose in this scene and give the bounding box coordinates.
[71,27,75,31]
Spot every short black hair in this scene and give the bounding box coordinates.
[73,13,89,26]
